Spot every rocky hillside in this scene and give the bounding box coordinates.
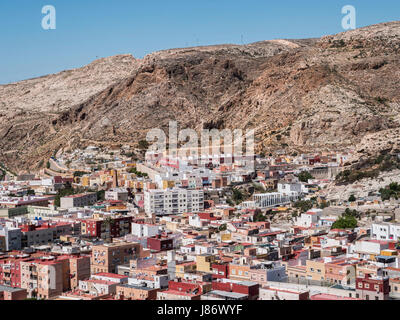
[1,21,400,173]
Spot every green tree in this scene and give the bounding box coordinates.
[344,208,361,219]
[232,188,244,205]
[379,182,400,201]
[54,187,76,207]
[138,140,150,150]
[319,202,329,209]
[348,194,356,202]
[253,209,266,222]
[128,167,148,178]
[96,190,105,201]
[293,200,313,213]
[298,171,314,183]
[331,215,358,229]
[103,216,115,228]
[73,171,87,177]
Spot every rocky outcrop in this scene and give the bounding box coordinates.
[1,21,400,173]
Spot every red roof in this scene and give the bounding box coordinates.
[94,273,127,279]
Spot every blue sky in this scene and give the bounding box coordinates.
[0,0,399,84]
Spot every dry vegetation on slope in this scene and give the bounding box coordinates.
[1,21,400,173]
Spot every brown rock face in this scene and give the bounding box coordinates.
[1,21,400,173]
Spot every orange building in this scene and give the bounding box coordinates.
[116,284,158,300]
[91,242,144,274]
[229,263,251,281]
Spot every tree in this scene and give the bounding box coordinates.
[103,216,115,228]
[319,202,329,209]
[293,200,313,213]
[253,209,266,222]
[232,188,244,205]
[73,171,87,177]
[344,208,361,219]
[379,182,400,201]
[219,224,227,232]
[128,167,148,178]
[348,194,356,202]
[331,208,360,229]
[138,140,150,150]
[298,171,314,183]
[331,215,357,229]
[96,190,105,201]
[54,187,76,207]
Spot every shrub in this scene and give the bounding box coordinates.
[298,171,314,182]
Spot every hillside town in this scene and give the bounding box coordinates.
[1,145,400,301]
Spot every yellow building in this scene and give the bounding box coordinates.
[81,176,90,187]
[126,162,136,168]
[220,233,232,242]
[162,180,175,189]
[381,250,398,257]
[106,204,127,212]
[196,255,216,273]
[306,259,326,282]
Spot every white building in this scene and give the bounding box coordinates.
[295,209,323,228]
[259,286,309,300]
[278,182,302,197]
[144,188,204,216]
[0,226,22,251]
[105,188,129,202]
[127,274,169,289]
[131,222,160,238]
[371,223,400,241]
[253,192,298,209]
[60,193,97,208]
[353,240,389,259]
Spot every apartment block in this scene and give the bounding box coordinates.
[372,223,400,241]
[144,188,204,216]
[355,274,390,300]
[60,193,97,208]
[91,242,143,274]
